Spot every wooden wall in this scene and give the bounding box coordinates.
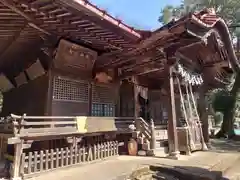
[149,90,168,125]
[1,74,49,116]
[49,70,118,117]
[119,82,134,117]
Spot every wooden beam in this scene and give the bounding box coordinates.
[96,48,163,69]
[120,57,165,72]
[204,61,229,68]
[0,0,50,35]
[118,61,165,79]
[133,76,141,132]
[175,51,200,71]
[0,22,28,65]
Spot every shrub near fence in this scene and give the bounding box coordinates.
[20,141,119,178]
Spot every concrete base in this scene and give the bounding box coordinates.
[146,149,155,156]
[202,143,209,151]
[138,150,147,156]
[206,142,212,149]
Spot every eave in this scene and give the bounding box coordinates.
[95,9,238,89]
[0,0,145,73]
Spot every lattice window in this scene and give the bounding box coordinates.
[92,103,115,117]
[91,103,103,116]
[53,76,89,102]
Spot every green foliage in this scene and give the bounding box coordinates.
[158,0,240,29]
[158,5,176,25]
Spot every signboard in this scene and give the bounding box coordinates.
[76,116,117,133]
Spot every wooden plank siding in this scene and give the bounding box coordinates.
[1,74,49,117]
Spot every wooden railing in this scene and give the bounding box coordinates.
[137,118,156,151]
[0,114,143,180]
[20,140,119,178]
[0,114,160,179]
[9,114,136,138]
[0,114,137,180]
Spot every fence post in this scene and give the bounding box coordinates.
[12,140,23,180]
[150,119,156,151]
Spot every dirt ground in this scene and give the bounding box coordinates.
[27,139,240,180]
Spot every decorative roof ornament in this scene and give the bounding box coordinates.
[176,63,203,86]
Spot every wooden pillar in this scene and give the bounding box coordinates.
[114,81,121,117]
[133,76,141,132]
[167,66,180,159]
[198,86,209,145]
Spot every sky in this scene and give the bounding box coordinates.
[90,0,182,30]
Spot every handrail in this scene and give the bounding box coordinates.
[139,117,150,127]
[137,117,152,140]
[11,114,76,119]
[136,118,156,151]
[8,114,137,138]
[11,114,137,120]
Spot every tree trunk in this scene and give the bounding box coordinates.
[216,73,240,138]
[198,87,209,144]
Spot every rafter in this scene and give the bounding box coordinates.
[0,0,50,35]
[0,23,28,66]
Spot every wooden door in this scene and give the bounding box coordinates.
[119,82,134,117]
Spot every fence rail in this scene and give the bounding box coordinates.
[8,114,136,138]
[20,140,119,178]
